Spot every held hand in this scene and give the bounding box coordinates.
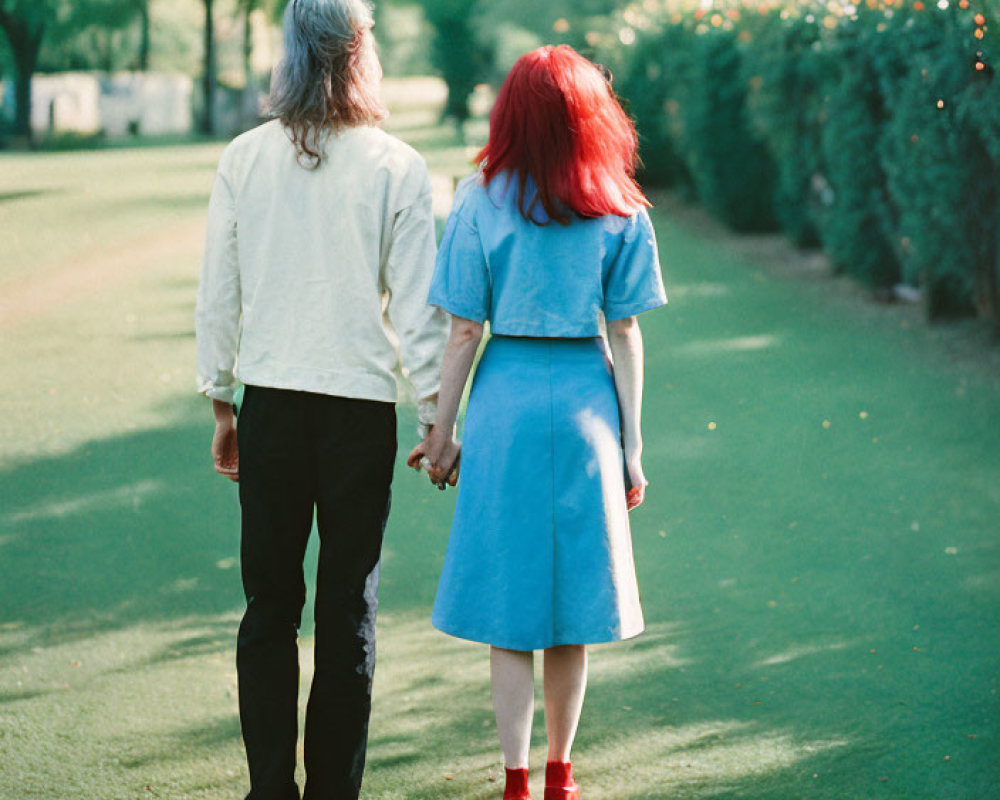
[407,427,460,489]
[625,452,647,512]
[212,420,239,482]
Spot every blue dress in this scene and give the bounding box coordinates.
[427,173,667,651]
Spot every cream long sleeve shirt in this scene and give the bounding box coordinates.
[195,120,448,426]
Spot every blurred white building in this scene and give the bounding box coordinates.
[100,73,194,136]
[1,72,194,137]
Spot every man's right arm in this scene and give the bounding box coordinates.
[381,159,450,435]
[195,153,242,405]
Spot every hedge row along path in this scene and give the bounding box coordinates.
[0,110,997,800]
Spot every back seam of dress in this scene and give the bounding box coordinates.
[547,338,558,648]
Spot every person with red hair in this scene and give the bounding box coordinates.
[409,45,666,800]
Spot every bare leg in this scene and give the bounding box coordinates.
[491,646,535,769]
[543,645,588,763]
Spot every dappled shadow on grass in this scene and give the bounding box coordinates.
[0,396,245,652]
[103,616,236,676]
[0,397,955,798]
[118,715,243,770]
[352,615,857,800]
[0,687,53,705]
[0,188,65,205]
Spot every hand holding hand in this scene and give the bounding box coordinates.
[212,419,239,482]
[407,426,460,490]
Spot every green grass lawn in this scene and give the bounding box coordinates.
[1,101,998,800]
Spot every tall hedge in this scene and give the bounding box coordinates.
[610,0,1000,329]
[682,26,779,231]
[743,11,824,247]
[819,16,900,288]
[619,25,692,190]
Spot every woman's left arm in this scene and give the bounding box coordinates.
[607,315,647,510]
[603,208,666,510]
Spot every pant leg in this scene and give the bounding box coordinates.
[302,396,396,800]
[237,385,316,800]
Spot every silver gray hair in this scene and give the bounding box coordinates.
[270,0,386,166]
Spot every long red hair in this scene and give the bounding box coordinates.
[477,45,649,225]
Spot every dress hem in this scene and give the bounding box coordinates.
[431,619,644,651]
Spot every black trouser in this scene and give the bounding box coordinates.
[236,385,396,800]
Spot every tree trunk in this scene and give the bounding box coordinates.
[0,12,44,144]
[13,63,33,141]
[137,0,151,71]
[101,28,115,73]
[201,0,216,135]
[243,5,253,88]
[431,16,478,123]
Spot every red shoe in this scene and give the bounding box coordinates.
[504,767,531,800]
[544,761,579,800]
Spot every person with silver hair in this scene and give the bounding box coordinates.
[195,1,448,798]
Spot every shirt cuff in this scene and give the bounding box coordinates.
[417,396,438,438]
[428,296,488,324]
[198,378,238,405]
[603,294,668,322]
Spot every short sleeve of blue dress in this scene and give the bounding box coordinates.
[427,184,490,323]
[602,208,667,321]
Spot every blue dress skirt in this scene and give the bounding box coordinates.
[431,335,645,651]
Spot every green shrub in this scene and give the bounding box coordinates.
[618,24,694,191]
[817,14,900,287]
[743,11,825,247]
[875,5,982,316]
[676,26,779,231]
[609,0,1000,327]
[956,39,1000,331]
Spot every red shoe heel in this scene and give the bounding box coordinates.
[504,767,531,800]
[544,761,579,800]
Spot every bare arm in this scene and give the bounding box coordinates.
[607,315,647,509]
[406,315,484,485]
